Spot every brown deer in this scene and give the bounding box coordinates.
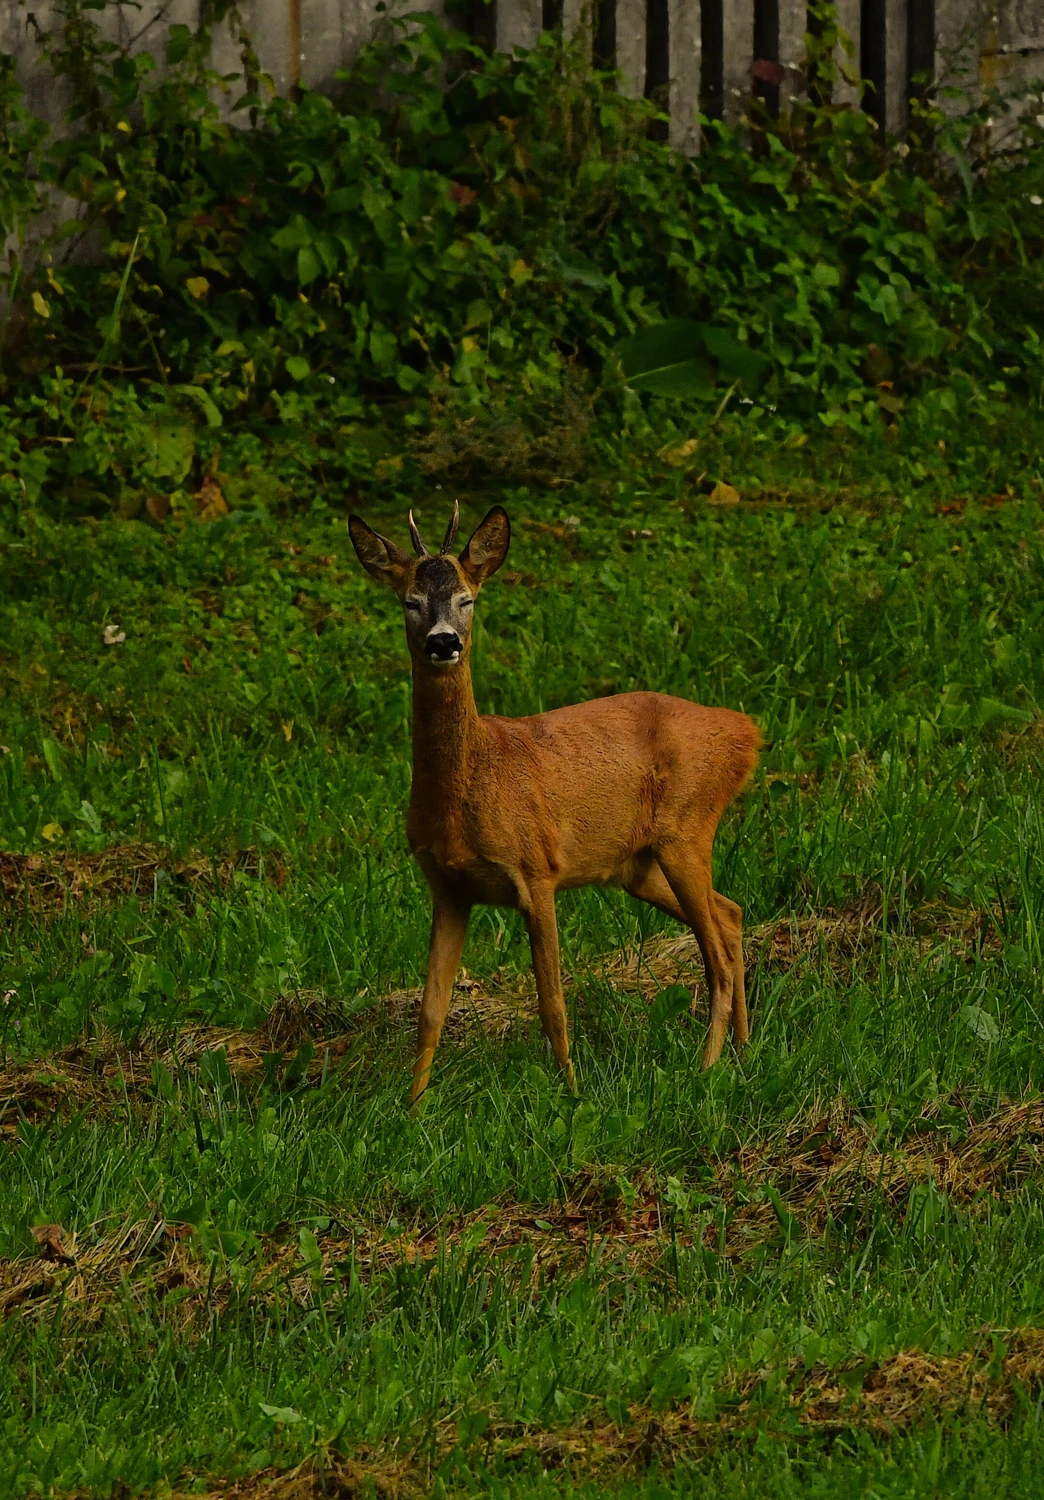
[349,504,759,1104]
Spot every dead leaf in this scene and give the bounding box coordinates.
[163,1221,194,1241]
[194,475,229,523]
[281,720,294,743]
[145,494,171,524]
[448,181,477,208]
[751,58,786,86]
[31,1223,74,1262]
[663,438,699,468]
[707,482,741,506]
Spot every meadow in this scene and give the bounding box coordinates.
[1,422,1043,1497]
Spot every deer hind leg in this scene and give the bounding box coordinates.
[410,896,472,1107]
[523,883,577,1093]
[627,862,748,1057]
[714,893,748,1049]
[654,843,735,1069]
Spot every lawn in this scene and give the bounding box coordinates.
[1,439,1043,1496]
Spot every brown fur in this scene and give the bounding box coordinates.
[348,506,760,1103]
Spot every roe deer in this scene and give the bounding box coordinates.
[348,504,759,1104]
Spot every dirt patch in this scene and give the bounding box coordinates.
[0,844,286,914]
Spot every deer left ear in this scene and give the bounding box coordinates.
[349,515,411,590]
[459,505,510,587]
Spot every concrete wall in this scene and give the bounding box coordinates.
[5,0,1044,151]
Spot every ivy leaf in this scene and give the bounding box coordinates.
[615,320,715,397]
[172,384,222,428]
[296,245,321,285]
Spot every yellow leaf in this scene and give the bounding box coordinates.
[116,120,131,133]
[46,268,64,296]
[461,336,480,354]
[186,277,210,300]
[509,259,533,284]
[41,822,63,843]
[707,481,741,507]
[31,291,50,319]
[664,438,699,468]
[281,720,294,743]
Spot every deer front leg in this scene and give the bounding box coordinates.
[410,895,471,1107]
[524,884,577,1093]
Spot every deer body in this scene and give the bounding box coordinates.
[349,505,759,1103]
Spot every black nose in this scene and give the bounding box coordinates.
[426,632,461,661]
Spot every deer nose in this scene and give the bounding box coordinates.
[426,630,461,663]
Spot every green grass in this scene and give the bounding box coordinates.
[1,432,1044,1496]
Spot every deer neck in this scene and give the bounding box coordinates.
[410,658,482,804]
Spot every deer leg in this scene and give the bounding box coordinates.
[628,864,748,1051]
[410,896,471,1107]
[714,893,748,1048]
[625,861,686,923]
[524,885,577,1093]
[655,844,735,1069]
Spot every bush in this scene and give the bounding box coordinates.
[2,0,1044,520]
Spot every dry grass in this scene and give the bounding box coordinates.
[4,1096,1042,1329]
[0,844,286,914]
[607,895,1005,1001]
[0,980,537,1131]
[153,1332,1044,1497]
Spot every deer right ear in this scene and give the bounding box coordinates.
[459,505,510,587]
[348,515,410,589]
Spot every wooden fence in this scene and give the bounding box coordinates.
[4,0,1044,151]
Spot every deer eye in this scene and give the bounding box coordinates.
[459,597,473,609]
[405,599,422,613]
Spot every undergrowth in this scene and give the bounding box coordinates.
[2,2,1044,526]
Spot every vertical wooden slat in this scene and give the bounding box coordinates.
[833,0,861,108]
[615,0,647,95]
[669,0,703,151]
[498,0,543,54]
[884,0,908,133]
[721,0,752,120]
[561,0,587,45]
[776,0,804,77]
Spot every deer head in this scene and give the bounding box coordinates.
[348,504,511,668]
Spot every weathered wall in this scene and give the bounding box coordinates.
[5,0,1044,150]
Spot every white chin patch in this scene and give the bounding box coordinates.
[429,651,460,666]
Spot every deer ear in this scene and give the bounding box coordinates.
[459,505,510,587]
[348,515,410,589]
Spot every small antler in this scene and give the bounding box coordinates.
[440,501,460,555]
[407,510,429,557]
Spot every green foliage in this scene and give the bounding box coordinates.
[1,468,1044,1493]
[1,3,1044,519]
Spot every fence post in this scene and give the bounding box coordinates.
[669,0,703,151]
[721,0,752,121]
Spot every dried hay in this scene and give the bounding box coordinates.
[0,980,537,1131]
[0,844,285,914]
[607,895,1004,999]
[155,1331,1044,1496]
